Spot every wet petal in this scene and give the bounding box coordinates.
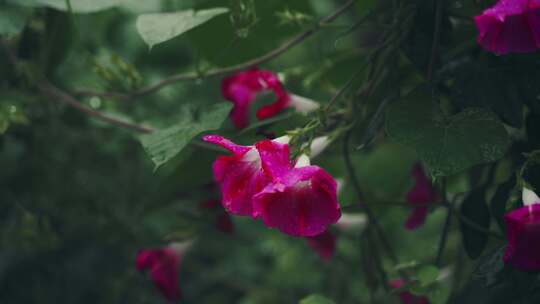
[504,204,540,271]
[306,230,337,261]
[253,166,341,237]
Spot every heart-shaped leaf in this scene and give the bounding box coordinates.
[136,8,229,49]
[386,89,510,177]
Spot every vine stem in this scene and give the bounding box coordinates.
[38,81,155,133]
[427,0,444,82]
[74,0,356,101]
[343,129,399,265]
[436,179,451,266]
[369,200,504,240]
[443,201,504,240]
[38,81,226,154]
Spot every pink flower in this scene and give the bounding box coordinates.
[390,279,431,304]
[199,200,235,234]
[504,203,540,271]
[222,68,318,129]
[405,163,437,230]
[252,142,341,237]
[306,229,337,261]
[202,135,272,216]
[475,0,540,55]
[136,242,190,302]
[204,135,341,237]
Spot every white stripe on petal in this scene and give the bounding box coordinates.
[273,135,291,145]
[335,178,345,195]
[523,187,540,206]
[295,154,311,168]
[310,136,331,158]
[169,240,193,255]
[336,213,368,232]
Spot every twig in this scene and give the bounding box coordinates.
[427,0,444,82]
[443,201,504,240]
[38,81,236,154]
[324,69,363,112]
[436,179,451,267]
[381,200,503,240]
[343,129,399,264]
[38,81,155,133]
[74,0,356,101]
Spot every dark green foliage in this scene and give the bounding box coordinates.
[386,88,510,177]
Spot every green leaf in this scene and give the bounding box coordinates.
[0,5,31,35]
[299,294,335,304]
[460,187,491,259]
[386,88,510,177]
[9,0,119,13]
[417,265,440,287]
[136,7,229,49]
[451,62,524,128]
[139,103,232,169]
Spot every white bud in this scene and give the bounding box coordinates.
[289,94,319,114]
[336,213,368,232]
[273,135,291,145]
[335,178,345,195]
[295,154,311,168]
[168,240,193,255]
[310,136,331,158]
[523,187,540,206]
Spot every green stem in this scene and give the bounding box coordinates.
[427,0,444,82]
[343,129,399,265]
[436,179,451,266]
[443,201,504,240]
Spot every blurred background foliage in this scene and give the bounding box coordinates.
[1,0,540,303]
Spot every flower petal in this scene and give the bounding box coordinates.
[222,68,289,129]
[136,247,182,302]
[504,204,540,271]
[405,207,429,230]
[213,151,267,216]
[204,135,267,216]
[406,163,437,205]
[306,230,337,261]
[202,134,251,155]
[255,90,291,120]
[253,166,341,236]
[255,139,292,180]
[475,0,540,54]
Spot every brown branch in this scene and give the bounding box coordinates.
[38,81,155,133]
[38,81,233,153]
[74,0,356,101]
